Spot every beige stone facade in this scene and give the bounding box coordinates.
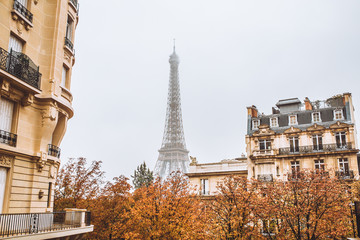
[186,157,247,197]
[0,1,92,239]
[246,93,359,181]
[0,0,78,214]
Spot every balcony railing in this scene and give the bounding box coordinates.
[253,149,274,156]
[335,170,354,180]
[199,190,210,196]
[257,174,273,182]
[0,211,91,238]
[0,130,17,147]
[0,48,41,89]
[279,143,354,155]
[48,144,61,158]
[65,37,74,51]
[13,0,33,23]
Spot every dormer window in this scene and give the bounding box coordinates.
[252,119,260,130]
[312,112,321,123]
[270,117,278,127]
[289,115,298,125]
[334,109,344,120]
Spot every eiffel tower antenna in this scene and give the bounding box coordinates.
[154,46,189,179]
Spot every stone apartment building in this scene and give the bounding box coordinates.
[246,93,359,181]
[0,0,92,239]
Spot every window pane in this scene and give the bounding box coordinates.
[0,98,14,132]
[8,35,23,52]
[0,167,7,213]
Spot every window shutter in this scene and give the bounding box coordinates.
[0,167,7,213]
[0,98,14,132]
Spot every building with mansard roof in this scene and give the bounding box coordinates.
[0,0,93,239]
[246,93,359,182]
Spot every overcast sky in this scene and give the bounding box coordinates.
[61,0,360,180]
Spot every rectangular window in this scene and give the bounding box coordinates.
[17,0,28,7]
[314,160,325,171]
[0,98,14,132]
[200,179,209,195]
[270,117,278,127]
[0,167,7,213]
[66,16,73,40]
[262,219,276,235]
[312,112,321,123]
[334,109,344,120]
[289,115,298,125]
[335,132,346,148]
[259,139,271,150]
[338,158,349,173]
[291,161,300,178]
[289,137,299,153]
[47,182,52,208]
[312,135,323,151]
[8,35,23,53]
[61,66,68,88]
[252,119,260,130]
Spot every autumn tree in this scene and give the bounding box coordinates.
[123,172,209,239]
[255,170,352,240]
[87,175,131,240]
[208,175,262,240]
[131,161,154,189]
[54,157,105,211]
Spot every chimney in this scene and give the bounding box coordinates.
[247,105,258,118]
[304,97,312,110]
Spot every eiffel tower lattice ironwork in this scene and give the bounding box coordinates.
[154,46,189,179]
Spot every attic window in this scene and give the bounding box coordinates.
[312,112,321,123]
[252,119,260,130]
[289,115,298,126]
[334,109,344,120]
[270,117,278,127]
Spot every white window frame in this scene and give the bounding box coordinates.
[259,139,271,151]
[66,16,73,41]
[0,167,7,213]
[8,35,23,53]
[61,66,68,88]
[291,161,300,175]
[312,112,321,123]
[335,132,347,148]
[334,109,344,120]
[270,117,278,127]
[312,134,323,151]
[289,136,299,153]
[338,158,349,173]
[200,179,209,195]
[0,98,14,133]
[314,159,325,171]
[289,115,298,126]
[252,119,260,130]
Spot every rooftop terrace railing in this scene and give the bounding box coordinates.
[0,211,91,238]
[0,48,41,89]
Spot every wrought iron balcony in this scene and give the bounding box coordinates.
[69,0,78,9]
[65,37,74,51]
[0,130,17,147]
[335,170,354,180]
[279,143,354,155]
[257,174,273,182]
[48,144,61,158]
[0,211,91,238]
[0,48,41,89]
[13,0,33,23]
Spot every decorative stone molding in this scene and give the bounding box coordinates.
[1,80,10,92]
[49,164,57,178]
[329,121,350,130]
[306,124,325,132]
[41,102,58,126]
[189,156,197,166]
[0,154,14,167]
[21,93,34,106]
[253,124,275,136]
[284,126,302,134]
[11,11,33,32]
[34,0,39,5]
[37,151,47,172]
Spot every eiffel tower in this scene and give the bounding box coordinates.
[154,46,189,179]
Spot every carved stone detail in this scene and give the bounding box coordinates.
[0,154,14,167]
[37,151,47,172]
[253,124,275,136]
[49,164,57,178]
[41,102,58,126]
[21,93,34,106]
[284,126,302,134]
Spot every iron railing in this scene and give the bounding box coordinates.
[0,211,91,237]
[0,130,17,147]
[48,144,61,158]
[64,37,74,51]
[13,0,33,23]
[0,48,41,89]
[279,142,354,155]
[199,191,210,196]
[257,174,273,182]
[335,170,354,180]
